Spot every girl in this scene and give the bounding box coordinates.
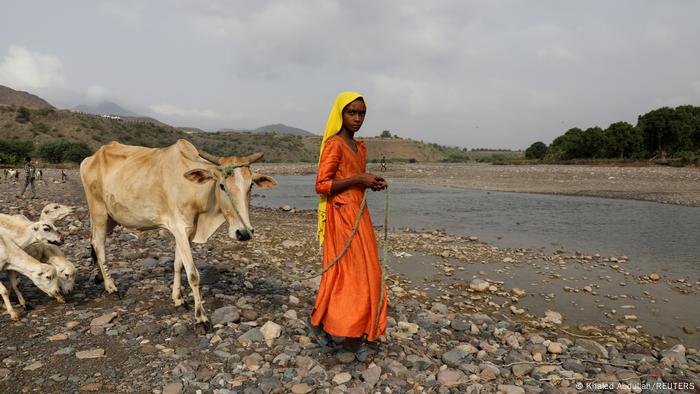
[307,91,388,362]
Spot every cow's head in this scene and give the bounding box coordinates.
[184,151,276,241]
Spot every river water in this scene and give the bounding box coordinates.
[253,175,700,275]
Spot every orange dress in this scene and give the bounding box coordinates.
[311,136,388,341]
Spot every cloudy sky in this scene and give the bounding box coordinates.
[1,1,699,149]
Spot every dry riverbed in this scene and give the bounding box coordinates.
[0,168,698,393]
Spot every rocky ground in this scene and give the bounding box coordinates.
[0,168,698,393]
[255,163,700,208]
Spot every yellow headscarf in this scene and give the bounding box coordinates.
[317,91,364,246]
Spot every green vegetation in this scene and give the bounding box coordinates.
[15,106,31,123]
[525,141,547,159]
[529,105,700,162]
[36,139,93,163]
[0,140,34,164]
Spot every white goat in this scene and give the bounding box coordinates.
[11,203,74,226]
[24,243,75,294]
[0,220,65,308]
[2,204,75,293]
[0,234,62,320]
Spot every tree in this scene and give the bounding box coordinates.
[637,106,695,158]
[580,127,605,158]
[548,128,584,160]
[63,142,93,163]
[36,139,93,163]
[380,130,392,138]
[602,121,642,158]
[37,140,69,163]
[525,141,548,160]
[0,140,34,164]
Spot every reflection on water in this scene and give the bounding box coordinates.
[253,175,700,275]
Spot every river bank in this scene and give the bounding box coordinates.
[0,169,697,393]
[255,163,700,208]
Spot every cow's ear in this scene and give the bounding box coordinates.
[184,169,216,184]
[252,174,277,189]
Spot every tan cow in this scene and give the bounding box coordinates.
[80,139,276,325]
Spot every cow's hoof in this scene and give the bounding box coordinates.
[195,321,212,335]
[23,303,34,311]
[94,275,104,285]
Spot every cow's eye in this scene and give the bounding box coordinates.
[219,184,225,191]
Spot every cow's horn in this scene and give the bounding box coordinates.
[247,152,264,163]
[198,150,221,165]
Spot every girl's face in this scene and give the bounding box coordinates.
[341,99,366,133]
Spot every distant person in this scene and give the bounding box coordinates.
[18,157,36,199]
[61,169,67,182]
[307,91,387,363]
[380,154,387,172]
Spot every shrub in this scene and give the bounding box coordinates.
[525,141,548,160]
[15,106,31,123]
[0,140,34,164]
[37,139,93,163]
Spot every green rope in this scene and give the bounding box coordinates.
[217,163,389,333]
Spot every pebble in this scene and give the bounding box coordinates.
[291,383,313,394]
[361,365,381,387]
[470,279,490,292]
[438,368,467,387]
[332,372,352,385]
[23,361,43,371]
[75,348,105,359]
[211,306,240,325]
[90,312,117,327]
[162,382,183,394]
[260,321,282,345]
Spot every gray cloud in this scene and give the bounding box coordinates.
[1,1,698,148]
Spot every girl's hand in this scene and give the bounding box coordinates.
[358,174,386,191]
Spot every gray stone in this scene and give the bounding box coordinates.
[386,360,409,378]
[53,347,75,356]
[336,351,355,364]
[140,257,158,270]
[442,344,478,367]
[199,265,221,285]
[469,313,493,325]
[498,384,525,394]
[211,306,240,325]
[512,362,533,377]
[451,317,469,331]
[576,339,609,359]
[659,344,687,365]
[238,328,263,345]
[361,365,381,387]
[134,323,161,336]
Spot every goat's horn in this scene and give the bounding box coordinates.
[198,149,221,165]
[246,152,264,163]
